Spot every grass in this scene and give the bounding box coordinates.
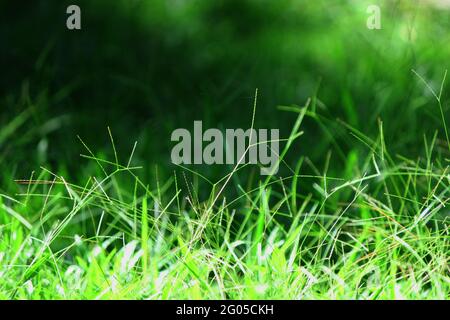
[1,0,449,301]
[0,93,448,299]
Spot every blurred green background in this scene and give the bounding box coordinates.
[1,0,449,191]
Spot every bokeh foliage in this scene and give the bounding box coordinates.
[1,0,449,182]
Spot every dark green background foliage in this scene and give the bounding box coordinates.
[1,0,449,190]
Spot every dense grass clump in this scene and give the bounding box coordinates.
[0,97,448,299]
